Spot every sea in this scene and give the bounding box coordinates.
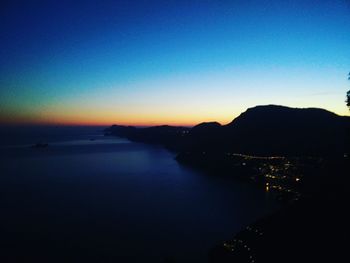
[0,125,278,263]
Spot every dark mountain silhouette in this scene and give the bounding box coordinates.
[221,105,350,156]
[191,122,222,133]
[106,105,350,156]
[185,122,222,151]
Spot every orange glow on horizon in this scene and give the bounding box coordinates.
[1,103,348,127]
[0,111,232,127]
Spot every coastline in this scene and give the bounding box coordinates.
[105,122,348,262]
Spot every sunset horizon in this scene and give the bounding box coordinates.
[1,1,349,126]
[1,102,349,127]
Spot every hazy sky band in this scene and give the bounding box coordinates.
[1,0,349,125]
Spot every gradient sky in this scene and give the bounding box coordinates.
[1,0,350,126]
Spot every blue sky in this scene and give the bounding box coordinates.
[1,0,349,125]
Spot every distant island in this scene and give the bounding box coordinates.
[105,104,349,262]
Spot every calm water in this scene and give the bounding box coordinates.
[0,126,278,263]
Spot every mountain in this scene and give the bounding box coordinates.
[191,122,222,133]
[221,105,350,156]
[185,122,222,151]
[106,105,350,156]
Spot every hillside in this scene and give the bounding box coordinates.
[106,105,350,156]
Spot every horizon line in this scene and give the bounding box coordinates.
[1,104,349,128]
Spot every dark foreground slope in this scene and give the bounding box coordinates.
[208,156,348,263]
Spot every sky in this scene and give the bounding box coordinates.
[1,0,350,126]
